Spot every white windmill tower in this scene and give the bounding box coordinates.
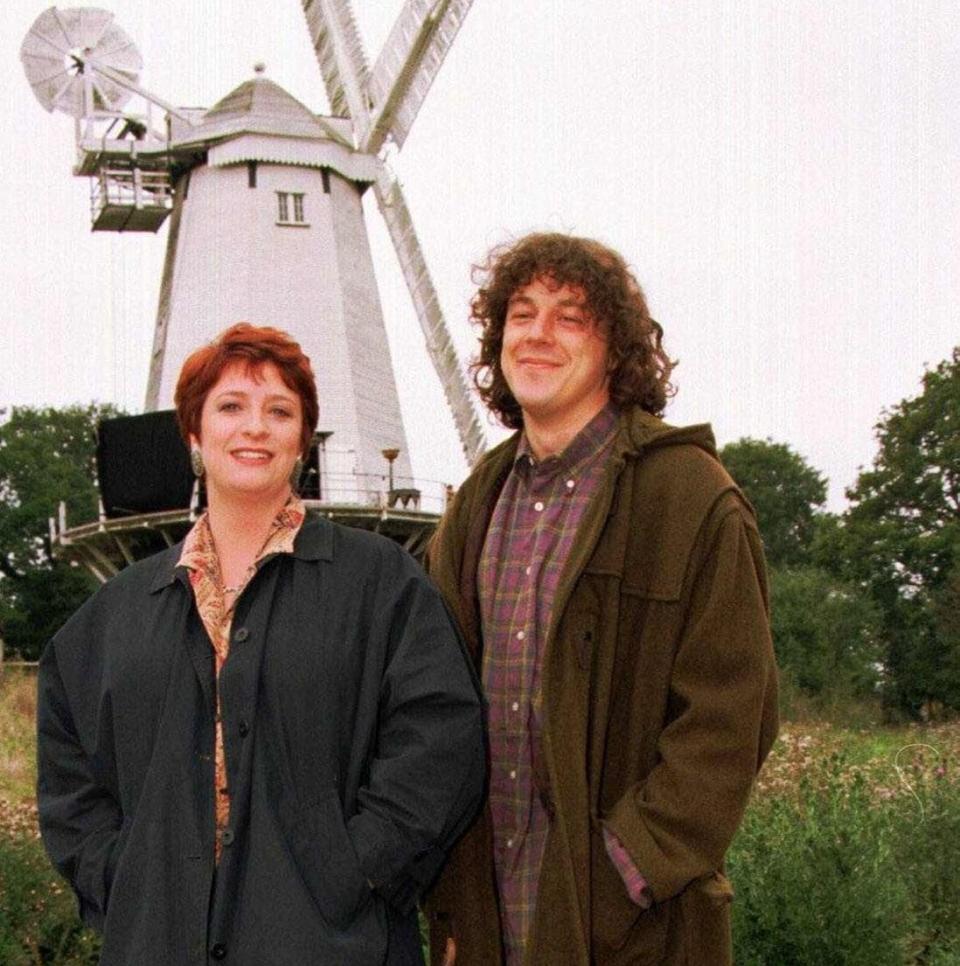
[22,2,486,576]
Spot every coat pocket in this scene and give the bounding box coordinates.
[590,826,667,963]
[678,871,734,964]
[281,791,372,930]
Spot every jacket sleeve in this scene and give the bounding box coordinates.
[602,501,779,903]
[346,551,486,914]
[36,633,124,931]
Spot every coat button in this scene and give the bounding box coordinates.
[221,829,235,846]
[210,943,227,959]
[234,627,249,643]
[238,720,249,737]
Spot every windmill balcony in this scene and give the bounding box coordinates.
[299,471,440,514]
[90,166,173,232]
[50,472,453,583]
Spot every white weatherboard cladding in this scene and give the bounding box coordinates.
[207,136,378,185]
[327,173,412,484]
[146,160,411,482]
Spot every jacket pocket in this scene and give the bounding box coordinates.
[678,871,734,964]
[103,813,135,909]
[590,826,667,962]
[281,791,372,930]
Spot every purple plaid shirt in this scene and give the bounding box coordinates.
[478,404,647,964]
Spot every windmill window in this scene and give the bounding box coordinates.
[276,191,309,227]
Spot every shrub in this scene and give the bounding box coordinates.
[730,754,909,965]
[893,757,960,961]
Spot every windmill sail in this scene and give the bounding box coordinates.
[375,167,485,465]
[20,5,141,117]
[362,0,474,153]
[298,0,486,464]
[300,0,369,121]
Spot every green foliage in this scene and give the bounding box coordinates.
[0,404,120,660]
[0,566,98,664]
[833,348,960,714]
[894,774,960,963]
[844,347,960,594]
[730,755,909,965]
[770,566,884,701]
[720,437,828,568]
[775,676,884,729]
[732,726,960,965]
[0,405,115,569]
[931,564,960,712]
[0,831,100,965]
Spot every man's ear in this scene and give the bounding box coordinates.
[188,432,200,451]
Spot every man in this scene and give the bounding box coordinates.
[425,233,778,965]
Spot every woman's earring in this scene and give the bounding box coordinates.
[290,457,304,490]
[190,448,205,478]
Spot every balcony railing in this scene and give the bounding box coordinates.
[297,469,451,515]
[90,166,173,232]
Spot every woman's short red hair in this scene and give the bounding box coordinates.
[174,323,319,457]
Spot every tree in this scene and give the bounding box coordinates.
[838,348,960,715]
[931,562,960,711]
[719,438,828,568]
[769,566,884,701]
[0,404,122,660]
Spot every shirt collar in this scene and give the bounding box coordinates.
[149,507,331,595]
[515,403,619,481]
[176,495,307,576]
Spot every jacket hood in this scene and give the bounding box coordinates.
[617,407,718,460]
[470,406,718,476]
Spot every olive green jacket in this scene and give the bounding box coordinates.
[424,407,779,965]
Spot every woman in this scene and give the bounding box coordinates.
[37,323,484,965]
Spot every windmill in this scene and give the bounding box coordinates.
[21,2,486,576]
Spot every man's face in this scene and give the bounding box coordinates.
[500,275,610,431]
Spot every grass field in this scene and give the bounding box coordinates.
[3,667,960,964]
[1,669,37,807]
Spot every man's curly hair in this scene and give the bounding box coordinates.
[469,233,676,429]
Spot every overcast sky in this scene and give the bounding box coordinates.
[2,0,958,509]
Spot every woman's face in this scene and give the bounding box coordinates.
[190,361,303,506]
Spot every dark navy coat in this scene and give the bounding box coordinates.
[37,518,485,965]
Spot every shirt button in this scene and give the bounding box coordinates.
[238,720,250,737]
[566,479,575,489]
[234,627,250,643]
[525,565,531,576]
[516,630,525,641]
[210,943,227,960]
[533,501,544,512]
[509,769,517,780]
[511,701,519,712]
[507,838,515,848]
[221,829,235,846]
